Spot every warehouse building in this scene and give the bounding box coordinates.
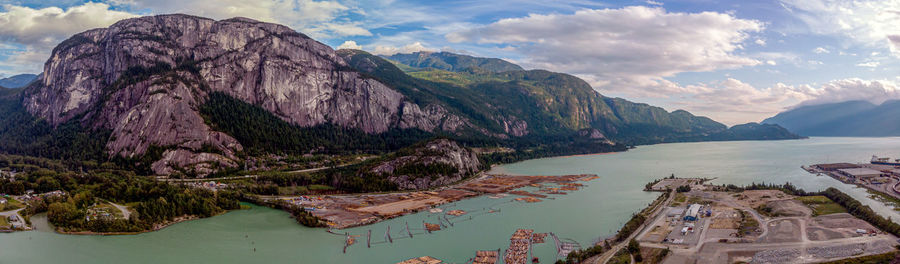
[683,204,702,221]
[814,163,860,171]
[837,168,885,179]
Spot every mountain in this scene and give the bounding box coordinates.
[385,51,523,72]
[0,14,799,177]
[763,100,900,136]
[15,14,490,176]
[0,74,38,88]
[368,51,797,144]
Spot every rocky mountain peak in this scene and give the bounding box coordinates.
[22,14,470,176]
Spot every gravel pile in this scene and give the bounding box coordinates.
[808,243,864,259]
[751,248,800,263]
[868,240,896,254]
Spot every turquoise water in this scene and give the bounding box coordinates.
[2,137,900,263]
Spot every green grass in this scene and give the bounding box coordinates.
[1,198,23,211]
[0,216,8,228]
[610,248,632,264]
[796,195,847,216]
[866,189,900,211]
[90,203,125,218]
[687,196,703,204]
[672,193,687,206]
[737,210,759,237]
[308,184,335,191]
[795,195,831,203]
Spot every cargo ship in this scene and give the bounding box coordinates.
[871,155,900,165]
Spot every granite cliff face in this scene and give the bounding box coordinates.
[368,139,481,190]
[22,14,468,176]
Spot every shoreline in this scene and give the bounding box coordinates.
[265,173,601,229]
[49,208,241,236]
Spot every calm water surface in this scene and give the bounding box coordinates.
[2,137,900,263]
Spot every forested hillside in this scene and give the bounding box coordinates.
[386,51,523,72]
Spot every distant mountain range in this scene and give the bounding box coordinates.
[763,100,900,136]
[0,14,800,176]
[385,51,524,73]
[0,74,38,89]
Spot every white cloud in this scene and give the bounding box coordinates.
[110,0,370,39]
[781,0,900,56]
[676,78,900,124]
[797,78,900,106]
[755,38,766,46]
[645,1,663,6]
[0,3,138,74]
[813,47,830,54]
[0,3,137,46]
[766,60,777,65]
[856,61,880,68]
[676,78,811,124]
[0,1,372,74]
[446,6,763,98]
[371,41,435,55]
[336,40,362,50]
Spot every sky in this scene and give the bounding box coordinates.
[0,0,898,125]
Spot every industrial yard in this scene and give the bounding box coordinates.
[805,161,900,202]
[265,173,599,228]
[630,180,899,264]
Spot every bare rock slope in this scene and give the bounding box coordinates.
[22,14,468,175]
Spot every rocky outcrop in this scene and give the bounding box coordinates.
[369,139,481,190]
[22,14,471,176]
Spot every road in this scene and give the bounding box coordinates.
[162,161,363,183]
[0,207,27,229]
[589,190,675,264]
[162,174,259,183]
[109,202,131,220]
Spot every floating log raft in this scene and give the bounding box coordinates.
[447,210,467,216]
[424,222,441,232]
[473,249,501,264]
[396,256,443,264]
[505,229,534,264]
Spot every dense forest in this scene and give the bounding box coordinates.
[0,92,109,166]
[200,92,435,156]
